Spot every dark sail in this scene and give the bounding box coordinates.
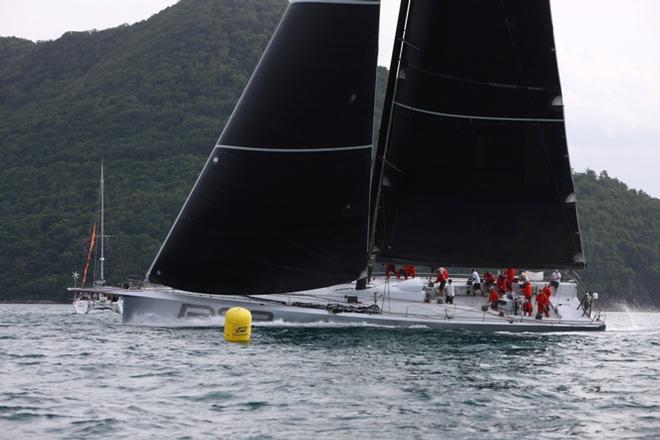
[149,0,380,294]
[373,0,584,269]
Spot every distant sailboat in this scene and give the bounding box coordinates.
[71,164,122,315]
[72,0,604,331]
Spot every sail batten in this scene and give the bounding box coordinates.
[393,102,564,123]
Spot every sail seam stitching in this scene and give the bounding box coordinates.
[394,102,564,123]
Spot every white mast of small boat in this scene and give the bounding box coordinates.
[72,162,122,314]
[98,161,105,286]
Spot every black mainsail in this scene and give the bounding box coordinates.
[149,0,380,294]
[371,0,584,270]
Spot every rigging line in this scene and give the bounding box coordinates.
[406,63,547,91]
[498,0,581,254]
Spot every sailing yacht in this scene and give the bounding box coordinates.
[71,164,123,315]
[70,0,605,331]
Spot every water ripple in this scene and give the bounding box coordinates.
[1,305,660,439]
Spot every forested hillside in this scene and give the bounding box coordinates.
[574,171,660,308]
[0,0,287,301]
[1,0,658,308]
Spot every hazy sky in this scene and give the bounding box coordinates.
[1,0,659,197]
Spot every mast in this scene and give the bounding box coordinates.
[365,0,411,272]
[99,162,105,284]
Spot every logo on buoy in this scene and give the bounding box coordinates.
[224,307,252,343]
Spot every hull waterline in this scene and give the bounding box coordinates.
[70,278,606,332]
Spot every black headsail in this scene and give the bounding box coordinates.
[372,0,584,269]
[149,0,380,294]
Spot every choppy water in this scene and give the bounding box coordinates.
[1,305,660,440]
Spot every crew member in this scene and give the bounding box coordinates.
[484,271,496,292]
[536,288,548,319]
[542,284,553,300]
[522,281,534,317]
[519,271,529,284]
[384,263,396,280]
[404,264,416,279]
[496,272,507,294]
[445,279,455,304]
[505,267,516,292]
[488,287,500,310]
[551,269,562,293]
[471,269,482,296]
[435,267,449,293]
[522,281,533,302]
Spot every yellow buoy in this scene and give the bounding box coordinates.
[224,307,252,343]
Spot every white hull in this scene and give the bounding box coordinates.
[73,299,92,315]
[70,278,605,332]
[72,294,122,315]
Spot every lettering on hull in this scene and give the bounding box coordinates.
[177,303,274,321]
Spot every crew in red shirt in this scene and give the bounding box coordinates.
[496,273,507,293]
[435,267,449,283]
[542,285,552,299]
[435,267,449,292]
[488,287,500,310]
[521,282,533,317]
[484,271,496,291]
[522,282,533,301]
[403,265,416,279]
[505,267,516,292]
[536,289,548,318]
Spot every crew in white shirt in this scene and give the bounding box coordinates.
[471,269,482,295]
[550,270,562,292]
[445,279,455,304]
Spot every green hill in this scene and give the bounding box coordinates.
[0,0,287,300]
[1,0,658,308]
[574,171,660,308]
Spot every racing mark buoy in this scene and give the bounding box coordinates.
[224,307,252,343]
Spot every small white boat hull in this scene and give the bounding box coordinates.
[73,299,91,315]
[72,294,123,315]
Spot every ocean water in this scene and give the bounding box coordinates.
[1,305,659,440]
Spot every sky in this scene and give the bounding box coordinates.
[1,0,659,197]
